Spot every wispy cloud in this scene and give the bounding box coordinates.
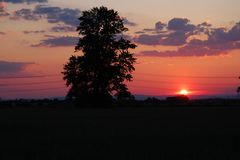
[23,30,46,34]
[11,8,41,21]
[0,61,34,73]
[32,36,78,47]
[123,18,137,27]
[51,25,76,32]
[4,0,47,4]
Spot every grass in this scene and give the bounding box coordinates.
[0,106,240,159]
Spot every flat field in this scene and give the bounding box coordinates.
[0,106,240,159]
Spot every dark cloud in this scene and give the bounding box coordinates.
[134,34,162,45]
[139,22,240,57]
[143,28,155,32]
[0,61,34,73]
[168,18,195,32]
[134,18,196,46]
[195,22,212,34]
[43,34,56,38]
[4,0,47,4]
[226,22,240,41]
[23,30,46,34]
[12,8,41,21]
[161,31,188,46]
[11,5,81,27]
[205,28,228,44]
[191,23,240,46]
[136,18,194,35]
[198,22,212,27]
[155,21,166,31]
[136,21,166,33]
[135,31,145,34]
[139,43,237,57]
[134,19,240,49]
[34,5,81,27]
[116,34,132,41]
[51,25,76,32]
[139,45,227,57]
[32,36,78,47]
[123,18,137,27]
[34,34,131,47]
[134,31,187,46]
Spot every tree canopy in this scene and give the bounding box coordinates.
[62,6,136,104]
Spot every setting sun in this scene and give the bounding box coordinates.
[179,89,189,95]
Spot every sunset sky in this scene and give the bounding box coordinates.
[0,0,240,99]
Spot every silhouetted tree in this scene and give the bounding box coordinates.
[62,6,136,104]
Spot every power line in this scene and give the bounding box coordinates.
[0,80,64,86]
[0,73,238,94]
[0,72,238,79]
[1,87,67,93]
[129,84,237,91]
[1,83,230,88]
[0,77,238,87]
[0,79,238,87]
[134,73,238,79]
[133,79,239,86]
[0,84,237,94]
[0,74,61,79]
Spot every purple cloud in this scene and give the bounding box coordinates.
[0,61,34,73]
[123,18,137,27]
[160,31,188,46]
[32,36,78,47]
[139,22,240,57]
[139,46,227,57]
[11,5,81,27]
[34,5,81,27]
[155,21,166,31]
[23,30,46,34]
[134,18,196,46]
[11,8,41,21]
[51,25,76,32]
[134,34,163,45]
[135,31,145,34]
[34,34,132,48]
[168,18,195,32]
[134,31,188,46]
[4,0,47,4]
[226,22,240,41]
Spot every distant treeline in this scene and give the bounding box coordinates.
[1,96,240,108]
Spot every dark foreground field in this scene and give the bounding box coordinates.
[1,106,240,159]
